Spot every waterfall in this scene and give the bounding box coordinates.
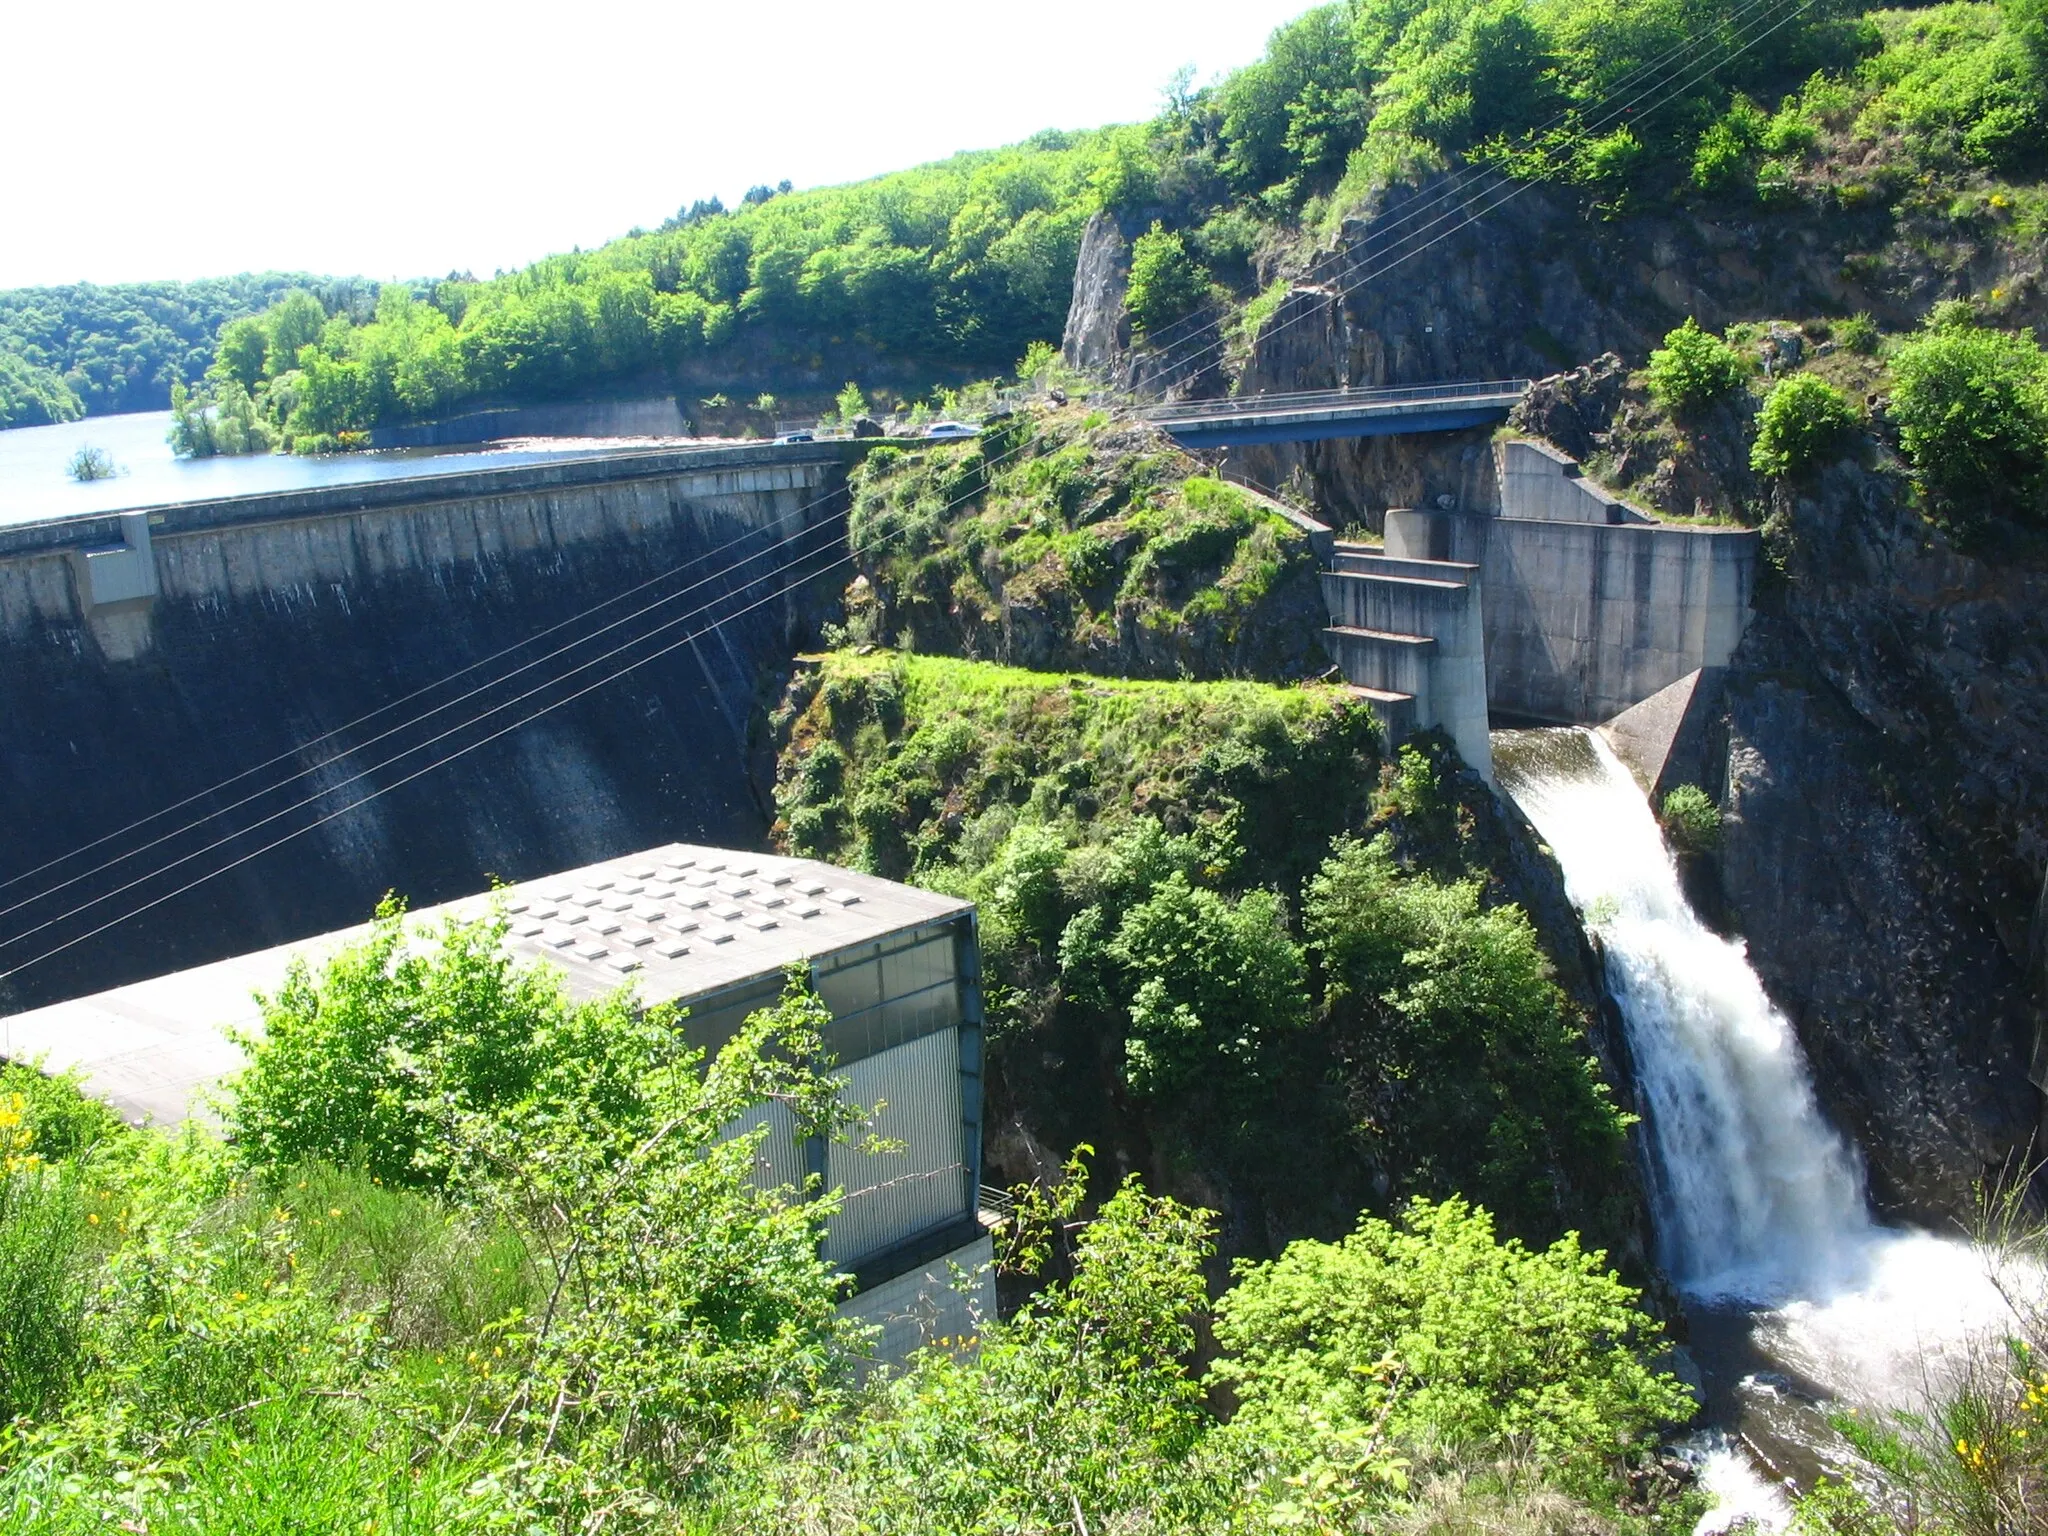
[1495,728,2021,1521]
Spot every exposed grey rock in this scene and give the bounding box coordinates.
[1512,354,1629,462]
[1211,178,2048,1221]
[1061,211,1130,373]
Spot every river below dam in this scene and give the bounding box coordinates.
[0,410,720,525]
[1495,727,2023,1532]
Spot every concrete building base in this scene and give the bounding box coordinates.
[840,1232,996,1369]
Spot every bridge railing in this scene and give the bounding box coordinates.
[1139,379,1531,421]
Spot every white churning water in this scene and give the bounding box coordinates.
[1494,728,2021,1528]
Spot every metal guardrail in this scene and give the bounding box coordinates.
[1139,379,1531,422]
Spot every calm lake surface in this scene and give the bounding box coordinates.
[0,412,702,527]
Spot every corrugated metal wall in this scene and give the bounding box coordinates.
[725,1098,806,1196]
[824,1026,967,1265]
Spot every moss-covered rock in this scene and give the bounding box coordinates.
[840,405,1329,681]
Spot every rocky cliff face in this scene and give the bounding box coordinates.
[1708,467,2047,1220]
[1061,212,1130,373]
[1183,185,2048,1223]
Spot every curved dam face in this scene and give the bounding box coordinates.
[0,444,858,1014]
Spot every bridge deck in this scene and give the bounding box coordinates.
[1144,381,1530,448]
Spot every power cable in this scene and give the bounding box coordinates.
[0,423,1063,976]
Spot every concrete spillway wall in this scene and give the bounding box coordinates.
[0,444,859,1013]
[1384,441,1758,725]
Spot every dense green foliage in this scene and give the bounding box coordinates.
[773,654,1636,1247]
[225,901,656,1189]
[0,1002,1694,1534]
[1751,372,1860,476]
[1213,1197,1695,1489]
[0,355,81,430]
[1648,318,1753,415]
[843,405,1325,680]
[1888,313,2048,521]
[0,275,340,426]
[1302,832,1633,1223]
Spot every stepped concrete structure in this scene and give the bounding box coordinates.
[1307,438,1760,779]
[0,841,995,1365]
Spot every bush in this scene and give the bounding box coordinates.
[1889,320,2048,521]
[1124,223,1209,339]
[1692,96,1769,195]
[1837,312,1881,354]
[1102,873,1309,1099]
[0,1144,88,1423]
[1210,1197,1694,1483]
[1751,373,1860,477]
[1647,319,1749,414]
[226,902,652,1189]
[0,1062,122,1160]
[1659,784,1722,854]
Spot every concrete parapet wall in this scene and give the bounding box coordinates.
[1495,438,1652,526]
[1386,505,1757,724]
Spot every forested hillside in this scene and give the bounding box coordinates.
[0,275,347,428]
[16,0,2048,448]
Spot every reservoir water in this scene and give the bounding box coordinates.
[1495,728,2021,1531]
[0,411,707,526]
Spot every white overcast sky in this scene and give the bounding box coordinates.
[6,0,1314,290]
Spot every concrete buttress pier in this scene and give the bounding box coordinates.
[0,443,863,1013]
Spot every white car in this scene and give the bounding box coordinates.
[924,421,977,438]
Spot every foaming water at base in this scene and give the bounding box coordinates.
[1494,728,2022,1532]
[1687,1434,1796,1536]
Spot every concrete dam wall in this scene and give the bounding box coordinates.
[0,443,859,1014]
[1317,439,1759,777]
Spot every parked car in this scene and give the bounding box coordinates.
[924,421,977,438]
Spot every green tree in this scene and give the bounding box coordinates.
[263,291,329,376]
[227,901,645,1188]
[1211,1196,1694,1483]
[1647,317,1749,414]
[1890,318,2048,522]
[211,316,271,393]
[1751,372,1859,476]
[1101,872,1309,1099]
[1124,224,1210,340]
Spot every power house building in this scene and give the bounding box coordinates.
[0,843,993,1360]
